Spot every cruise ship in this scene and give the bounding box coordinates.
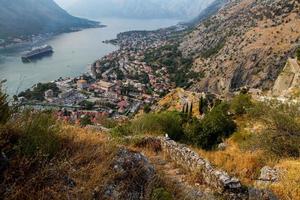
[21,45,53,61]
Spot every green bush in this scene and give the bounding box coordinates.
[80,115,93,127]
[130,111,184,140]
[199,103,236,150]
[18,82,59,101]
[248,102,300,157]
[151,188,173,200]
[112,111,184,140]
[183,118,202,144]
[0,89,10,124]
[18,111,61,158]
[230,93,253,115]
[184,103,236,150]
[111,123,133,137]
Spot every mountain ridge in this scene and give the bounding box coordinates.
[0,0,99,39]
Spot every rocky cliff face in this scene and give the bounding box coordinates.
[180,0,300,94]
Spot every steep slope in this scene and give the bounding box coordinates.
[180,0,300,94]
[58,0,215,20]
[0,0,99,39]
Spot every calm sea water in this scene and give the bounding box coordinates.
[0,18,179,96]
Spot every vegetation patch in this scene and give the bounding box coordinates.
[113,101,236,150]
[144,44,199,88]
[17,110,62,158]
[247,102,300,158]
[18,82,60,101]
[201,40,225,58]
[112,111,184,140]
[151,188,173,200]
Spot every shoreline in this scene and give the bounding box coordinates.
[2,18,181,99]
[0,24,106,50]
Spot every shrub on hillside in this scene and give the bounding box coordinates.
[18,111,62,158]
[151,188,173,200]
[184,103,236,150]
[248,102,300,157]
[130,111,184,140]
[198,103,236,150]
[230,93,253,115]
[112,111,184,140]
[80,115,93,127]
[0,89,10,124]
[18,82,59,101]
[183,118,202,145]
[111,122,133,137]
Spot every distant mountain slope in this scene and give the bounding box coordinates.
[57,0,215,20]
[180,0,300,93]
[189,0,229,25]
[0,0,99,39]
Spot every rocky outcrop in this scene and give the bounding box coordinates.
[255,166,281,187]
[180,0,300,94]
[98,148,155,200]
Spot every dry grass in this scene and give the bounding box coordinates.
[195,114,300,200]
[196,139,300,200]
[197,140,267,185]
[271,160,300,200]
[2,125,117,200]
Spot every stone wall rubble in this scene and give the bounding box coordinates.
[157,137,242,194]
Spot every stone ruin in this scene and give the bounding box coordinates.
[157,137,242,194]
[155,137,278,199]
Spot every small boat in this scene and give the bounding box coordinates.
[21,45,53,62]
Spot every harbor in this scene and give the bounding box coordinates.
[0,18,179,96]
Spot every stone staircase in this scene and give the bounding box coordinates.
[148,154,221,200]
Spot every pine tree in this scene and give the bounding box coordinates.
[189,102,193,118]
[185,103,189,114]
[199,96,208,115]
[199,96,204,115]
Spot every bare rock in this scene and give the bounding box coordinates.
[98,148,155,200]
[255,166,281,187]
[217,143,227,151]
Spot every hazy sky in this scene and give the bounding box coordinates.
[55,0,78,8]
[54,0,215,20]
